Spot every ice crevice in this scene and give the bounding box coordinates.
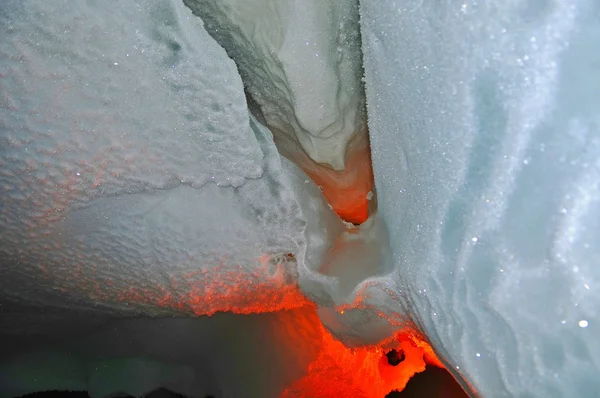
[183,0,376,225]
[174,0,396,324]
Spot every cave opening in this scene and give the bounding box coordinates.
[386,349,406,366]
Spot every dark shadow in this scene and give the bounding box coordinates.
[386,348,406,366]
[386,366,469,398]
[144,388,187,397]
[17,392,93,398]
[17,388,200,398]
[16,367,466,398]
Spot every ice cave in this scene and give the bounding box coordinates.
[0,0,599,397]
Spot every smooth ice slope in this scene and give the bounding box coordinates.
[182,0,366,171]
[360,1,600,396]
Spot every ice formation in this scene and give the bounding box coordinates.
[1,0,600,397]
[182,0,365,171]
[360,0,600,396]
[0,0,313,321]
[182,0,374,224]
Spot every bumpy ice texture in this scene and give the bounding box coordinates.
[0,0,331,333]
[5,0,600,397]
[0,0,441,396]
[360,1,600,396]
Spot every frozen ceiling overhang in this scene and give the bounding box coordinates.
[1,0,599,397]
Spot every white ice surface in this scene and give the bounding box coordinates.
[182,0,366,170]
[361,1,600,396]
[0,0,340,330]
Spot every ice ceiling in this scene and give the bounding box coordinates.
[1,0,599,397]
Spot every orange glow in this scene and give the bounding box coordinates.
[63,245,446,396]
[276,127,375,224]
[79,256,312,317]
[304,129,374,224]
[47,118,444,395]
[280,318,433,398]
[79,257,443,396]
[278,299,446,397]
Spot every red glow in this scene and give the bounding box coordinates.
[280,317,436,398]
[80,257,312,317]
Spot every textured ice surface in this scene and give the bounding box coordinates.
[0,0,339,329]
[360,1,600,396]
[183,0,366,170]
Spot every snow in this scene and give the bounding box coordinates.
[360,0,600,396]
[182,0,366,170]
[0,0,332,323]
[0,0,343,340]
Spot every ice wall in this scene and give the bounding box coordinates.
[0,0,339,332]
[3,0,599,396]
[360,1,600,396]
